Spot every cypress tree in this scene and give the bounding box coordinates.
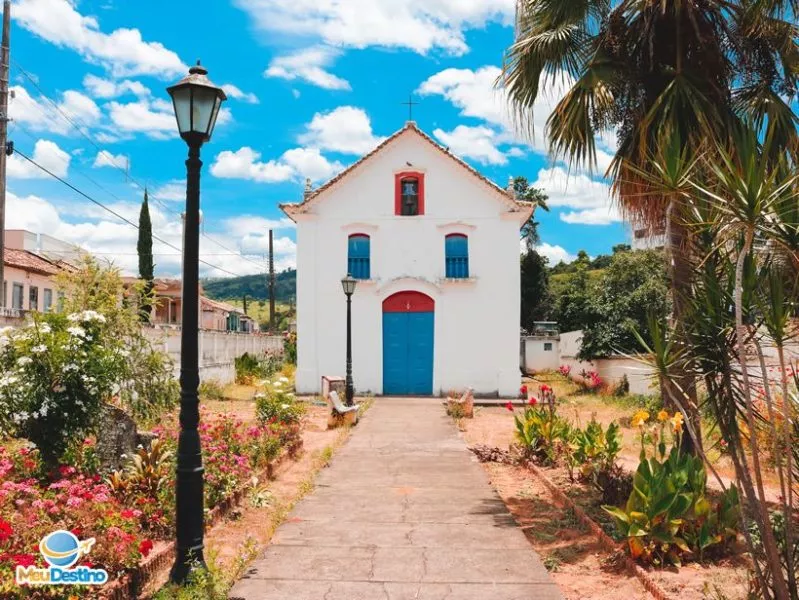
[137,189,155,322]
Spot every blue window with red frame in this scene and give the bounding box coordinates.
[348,234,371,280]
[445,234,469,278]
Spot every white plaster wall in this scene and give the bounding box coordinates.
[558,330,656,395]
[295,130,523,397]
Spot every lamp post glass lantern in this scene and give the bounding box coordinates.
[341,275,357,405]
[166,61,226,585]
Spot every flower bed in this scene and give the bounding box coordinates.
[0,408,302,599]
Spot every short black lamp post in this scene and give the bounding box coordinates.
[341,274,357,406]
[166,61,227,584]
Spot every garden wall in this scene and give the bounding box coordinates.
[559,330,657,395]
[143,327,284,383]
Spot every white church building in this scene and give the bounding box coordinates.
[282,122,535,397]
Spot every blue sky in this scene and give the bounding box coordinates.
[6,0,627,278]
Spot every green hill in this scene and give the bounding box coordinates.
[202,269,296,303]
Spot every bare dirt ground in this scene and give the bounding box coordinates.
[460,402,754,600]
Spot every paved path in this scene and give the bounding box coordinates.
[229,398,561,600]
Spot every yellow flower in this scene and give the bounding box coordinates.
[671,412,684,433]
[631,410,650,428]
[657,410,669,422]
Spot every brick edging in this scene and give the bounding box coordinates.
[99,443,300,600]
[524,462,673,600]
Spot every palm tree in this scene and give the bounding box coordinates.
[501,0,799,454]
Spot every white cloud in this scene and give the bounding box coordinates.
[224,216,296,236]
[418,65,616,163]
[152,180,185,202]
[433,125,506,165]
[210,146,343,183]
[535,242,577,265]
[83,74,150,99]
[418,66,508,126]
[10,86,101,134]
[210,147,294,183]
[265,47,350,91]
[530,166,622,226]
[560,206,621,226]
[6,190,298,277]
[92,150,128,169]
[298,106,383,154]
[221,84,259,104]
[15,0,186,79]
[281,147,345,182]
[7,139,70,178]
[106,98,176,139]
[235,0,513,55]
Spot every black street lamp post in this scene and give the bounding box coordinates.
[341,274,357,406]
[166,61,227,585]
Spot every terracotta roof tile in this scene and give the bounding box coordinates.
[281,121,524,220]
[3,248,61,276]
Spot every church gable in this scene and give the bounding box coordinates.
[281,122,528,222]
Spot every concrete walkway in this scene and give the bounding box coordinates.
[229,398,562,600]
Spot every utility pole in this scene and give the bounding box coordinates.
[0,0,11,308]
[268,229,275,332]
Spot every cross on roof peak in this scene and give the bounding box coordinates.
[401,94,418,121]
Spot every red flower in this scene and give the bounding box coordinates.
[529,397,538,406]
[541,384,551,393]
[11,554,36,567]
[0,519,12,543]
[70,528,81,538]
[505,401,514,412]
[519,385,528,395]
[139,539,154,558]
[120,509,136,519]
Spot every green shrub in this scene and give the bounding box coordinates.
[255,377,304,425]
[570,419,621,480]
[199,379,226,401]
[513,406,572,465]
[235,352,282,385]
[603,415,740,566]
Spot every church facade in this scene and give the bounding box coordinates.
[281,122,534,397]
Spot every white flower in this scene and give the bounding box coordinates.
[273,381,283,388]
[279,376,289,383]
[64,364,78,372]
[111,383,121,396]
[38,323,52,334]
[254,392,266,399]
[53,384,65,393]
[281,404,289,410]
[67,313,81,322]
[31,345,47,354]
[67,326,86,338]
[16,357,32,366]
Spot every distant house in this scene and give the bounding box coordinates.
[2,248,62,317]
[2,230,82,323]
[132,277,256,334]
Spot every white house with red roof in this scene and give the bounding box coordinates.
[281,121,535,397]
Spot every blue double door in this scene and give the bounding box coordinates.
[382,311,434,395]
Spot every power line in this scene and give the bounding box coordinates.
[10,61,269,270]
[12,147,248,278]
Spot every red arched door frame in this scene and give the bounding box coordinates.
[382,291,435,313]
